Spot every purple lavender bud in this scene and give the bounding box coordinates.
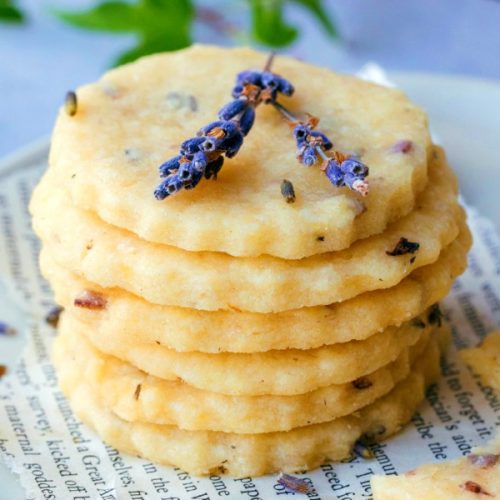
[236,70,263,87]
[261,71,280,90]
[201,137,219,152]
[155,174,185,199]
[310,130,333,150]
[325,159,344,187]
[293,124,310,148]
[218,99,248,121]
[300,145,318,166]
[238,106,255,136]
[201,121,245,156]
[204,156,224,180]
[198,120,223,137]
[218,120,242,137]
[340,158,369,178]
[180,137,205,155]
[159,155,181,178]
[231,84,244,99]
[177,161,194,182]
[191,151,208,172]
[277,77,294,96]
[154,185,168,200]
[165,175,185,193]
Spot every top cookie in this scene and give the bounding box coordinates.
[49,45,431,259]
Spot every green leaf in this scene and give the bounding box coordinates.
[249,0,298,47]
[54,0,194,66]
[0,0,25,23]
[291,0,337,38]
[54,2,138,32]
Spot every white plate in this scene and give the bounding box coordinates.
[1,72,499,499]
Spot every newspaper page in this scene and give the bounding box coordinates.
[1,126,500,500]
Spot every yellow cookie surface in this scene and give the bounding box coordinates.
[49,45,431,259]
[371,439,500,499]
[40,225,470,352]
[54,323,438,433]
[31,150,461,313]
[59,312,427,396]
[57,338,441,477]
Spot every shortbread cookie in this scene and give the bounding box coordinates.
[31,153,461,313]
[371,438,500,499]
[58,339,441,477]
[48,45,431,259]
[40,225,470,352]
[54,324,438,433]
[461,330,500,392]
[59,312,427,396]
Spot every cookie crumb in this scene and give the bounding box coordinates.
[352,377,373,389]
[390,139,413,154]
[411,318,426,329]
[352,440,374,459]
[134,384,142,400]
[386,237,420,256]
[45,306,64,328]
[0,321,17,336]
[461,480,492,496]
[277,473,311,494]
[468,453,499,469]
[280,179,296,203]
[427,303,443,327]
[74,290,107,310]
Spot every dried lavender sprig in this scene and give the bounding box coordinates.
[272,101,370,196]
[155,53,294,200]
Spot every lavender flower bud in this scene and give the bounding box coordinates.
[154,174,184,200]
[218,99,248,121]
[277,77,294,96]
[310,130,333,150]
[325,159,344,187]
[299,145,318,166]
[293,124,310,148]
[261,71,280,90]
[177,161,194,182]
[340,158,369,178]
[180,137,205,155]
[235,70,262,87]
[238,107,255,136]
[158,155,181,178]
[191,151,208,172]
[201,137,219,152]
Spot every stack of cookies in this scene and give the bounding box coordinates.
[30,45,471,477]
